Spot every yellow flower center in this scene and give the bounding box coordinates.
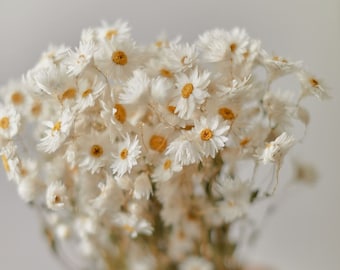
[240,137,250,147]
[53,195,62,204]
[31,102,42,117]
[105,29,118,40]
[160,68,173,78]
[82,89,92,98]
[114,104,126,123]
[163,159,172,170]
[309,78,319,87]
[230,43,237,53]
[90,144,104,158]
[11,91,24,105]
[218,107,235,121]
[1,155,10,172]
[0,117,10,129]
[52,121,61,132]
[120,148,128,160]
[200,128,213,141]
[61,88,77,102]
[155,41,163,48]
[112,50,128,65]
[149,135,167,153]
[181,83,194,98]
[183,125,194,130]
[167,105,176,114]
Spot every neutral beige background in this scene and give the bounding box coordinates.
[0,0,339,269]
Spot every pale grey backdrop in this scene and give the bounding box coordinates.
[0,1,339,269]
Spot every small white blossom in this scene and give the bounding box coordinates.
[37,108,74,153]
[119,69,150,105]
[66,40,96,76]
[46,181,68,211]
[111,135,141,176]
[192,116,230,158]
[171,67,210,119]
[259,132,295,164]
[298,70,330,100]
[113,213,153,238]
[0,105,20,139]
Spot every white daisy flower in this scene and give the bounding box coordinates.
[192,116,230,158]
[37,108,74,153]
[95,38,142,80]
[198,27,249,64]
[298,70,330,100]
[171,67,210,119]
[259,132,295,164]
[66,40,96,76]
[75,76,106,112]
[111,135,141,177]
[260,49,303,79]
[119,69,151,105]
[164,42,199,72]
[46,180,69,211]
[1,79,27,110]
[152,156,182,182]
[166,136,201,166]
[0,105,20,139]
[34,65,78,105]
[78,132,111,174]
[37,44,71,67]
[96,20,131,42]
[179,255,214,270]
[0,141,20,182]
[113,213,153,238]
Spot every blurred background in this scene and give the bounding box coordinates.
[0,0,339,269]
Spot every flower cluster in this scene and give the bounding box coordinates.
[0,20,327,270]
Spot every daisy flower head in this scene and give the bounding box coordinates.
[111,134,141,177]
[96,20,131,42]
[1,141,20,183]
[94,38,142,80]
[152,156,183,182]
[259,132,295,164]
[166,136,201,166]
[193,116,230,159]
[1,79,27,110]
[46,180,69,211]
[37,44,71,67]
[66,39,97,76]
[198,27,249,64]
[78,131,111,174]
[298,70,330,100]
[171,67,210,120]
[113,213,153,238]
[75,76,106,112]
[0,105,21,140]
[119,69,151,105]
[37,108,75,153]
[165,42,199,72]
[259,49,302,77]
